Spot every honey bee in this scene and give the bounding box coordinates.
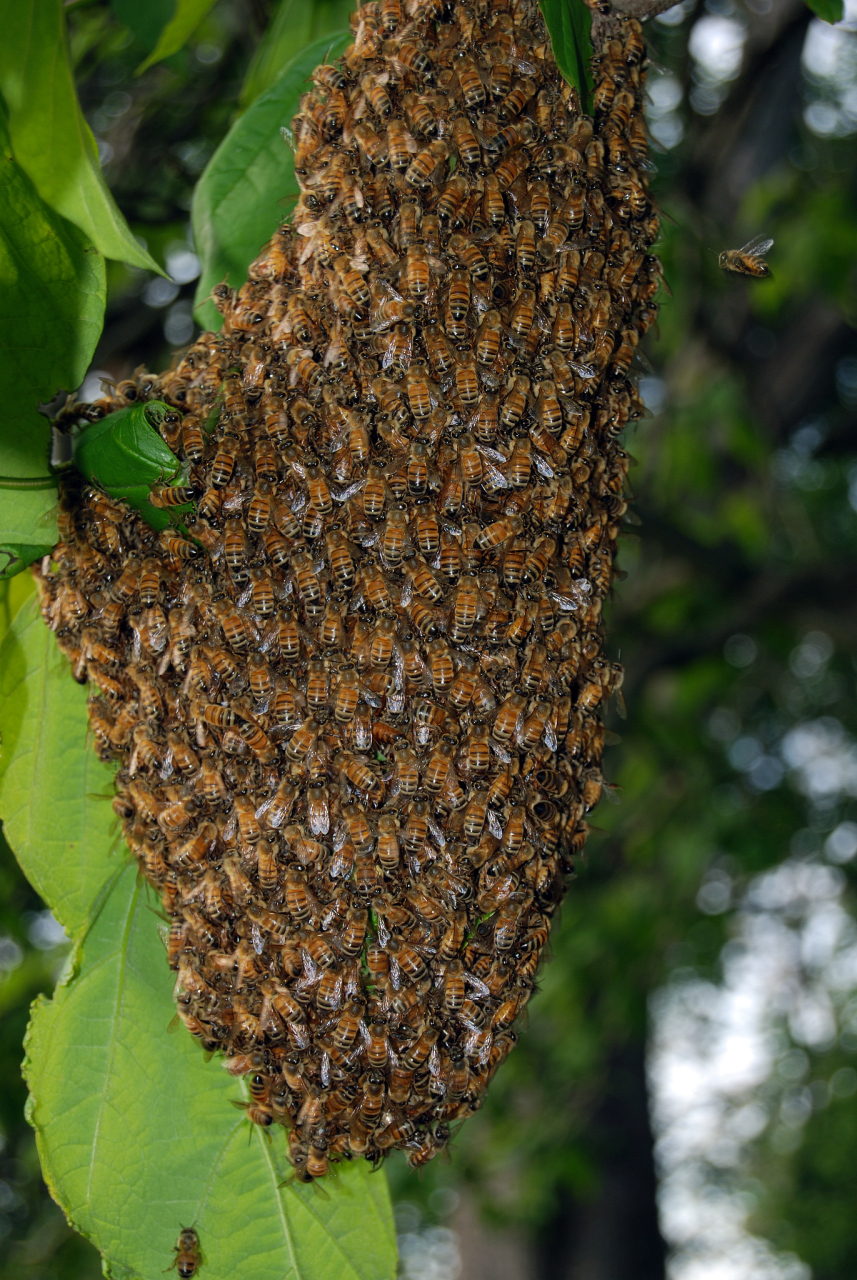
[451,115,481,167]
[167,1227,203,1278]
[719,236,774,278]
[211,434,239,487]
[363,75,393,119]
[435,176,468,225]
[445,268,471,328]
[181,417,205,463]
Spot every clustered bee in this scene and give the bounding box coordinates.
[38,0,656,1179]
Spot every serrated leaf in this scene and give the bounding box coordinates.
[71,402,193,530]
[804,0,844,22]
[137,0,220,74]
[0,0,164,273]
[0,596,398,1280]
[240,0,356,109]
[538,0,594,114]
[193,30,351,331]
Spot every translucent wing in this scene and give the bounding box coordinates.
[739,235,774,257]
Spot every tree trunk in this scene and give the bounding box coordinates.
[536,1041,666,1280]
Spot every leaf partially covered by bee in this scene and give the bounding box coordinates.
[70,401,193,530]
[39,0,658,1181]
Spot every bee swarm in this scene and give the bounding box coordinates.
[40,0,657,1179]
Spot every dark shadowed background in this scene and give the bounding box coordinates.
[1,0,856,1276]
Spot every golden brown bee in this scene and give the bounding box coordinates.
[181,417,205,463]
[210,434,239,488]
[451,114,481,167]
[167,1227,203,1279]
[719,236,774,278]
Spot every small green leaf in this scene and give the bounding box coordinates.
[71,402,192,530]
[193,30,351,331]
[240,0,356,109]
[0,0,164,273]
[0,595,399,1280]
[804,0,844,22]
[539,0,594,115]
[137,0,220,74]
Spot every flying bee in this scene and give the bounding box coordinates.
[719,236,774,278]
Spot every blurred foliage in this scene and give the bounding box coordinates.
[1,0,857,1276]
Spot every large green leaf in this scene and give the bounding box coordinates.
[0,106,104,576]
[193,30,351,331]
[137,0,220,74]
[538,0,594,115]
[0,595,398,1279]
[804,0,844,22]
[0,598,118,938]
[241,0,356,109]
[0,0,162,273]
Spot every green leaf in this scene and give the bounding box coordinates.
[0,107,104,574]
[0,595,399,1280]
[193,30,351,331]
[0,599,119,937]
[0,427,59,580]
[0,113,106,425]
[137,0,220,74]
[538,0,594,115]
[804,0,844,22]
[0,0,164,273]
[71,401,193,530]
[240,0,356,109]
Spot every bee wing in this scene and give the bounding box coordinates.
[534,454,555,480]
[482,459,510,489]
[330,477,366,503]
[739,235,774,256]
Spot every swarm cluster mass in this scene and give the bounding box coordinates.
[40,0,658,1178]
